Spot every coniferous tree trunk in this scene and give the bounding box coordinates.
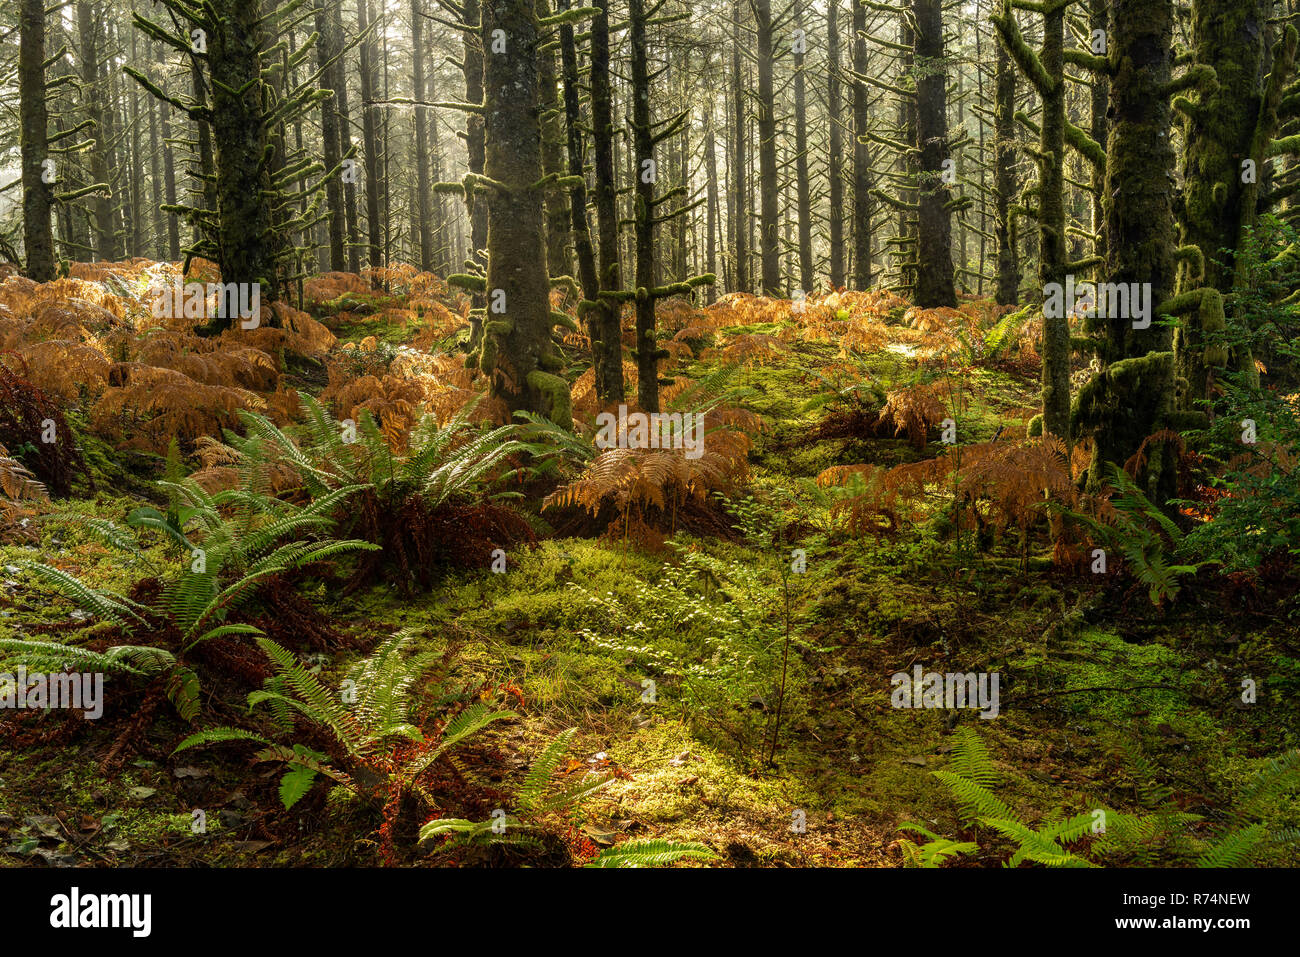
[537,0,572,280]
[411,0,435,272]
[1177,0,1295,401]
[993,0,1071,443]
[850,0,872,288]
[316,0,347,271]
[78,2,116,261]
[357,0,384,276]
[994,40,1020,305]
[147,42,165,261]
[207,0,279,324]
[731,0,750,293]
[911,0,957,307]
[754,0,780,295]
[463,0,489,309]
[20,0,55,281]
[1088,0,1108,265]
[557,0,604,388]
[588,3,624,402]
[629,0,660,409]
[330,0,361,272]
[827,0,844,289]
[704,100,721,304]
[1074,0,1179,499]
[793,4,814,295]
[190,58,218,252]
[473,0,570,423]
[163,102,181,260]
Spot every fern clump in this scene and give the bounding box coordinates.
[3,470,377,728]
[176,632,515,860]
[901,728,1296,868]
[193,393,534,591]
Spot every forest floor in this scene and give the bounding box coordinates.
[1,266,1296,867]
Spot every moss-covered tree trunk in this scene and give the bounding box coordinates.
[1074,0,1179,501]
[1176,0,1291,403]
[994,40,1020,305]
[20,0,55,282]
[475,0,570,424]
[589,3,624,403]
[207,0,279,329]
[629,0,660,410]
[993,0,1070,444]
[911,0,957,308]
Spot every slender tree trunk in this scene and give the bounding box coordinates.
[911,0,957,307]
[704,100,721,304]
[793,5,814,294]
[851,0,872,288]
[590,1,624,402]
[754,0,780,295]
[316,0,347,271]
[357,0,383,276]
[20,0,55,281]
[331,0,361,272]
[827,0,844,288]
[629,0,660,410]
[78,2,115,260]
[536,0,572,279]
[557,0,604,388]
[463,0,489,324]
[994,39,1019,304]
[409,0,434,271]
[477,0,570,423]
[732,0,749,292]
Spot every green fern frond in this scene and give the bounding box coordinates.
[980,818,1095,868]
[947,726,998,788]
[1196,824,1268,868]
[20,562,148,631]
[0,637,171,676]
[254,637,368,755]
[933,770,1017,823]
[585,839,718,868]
[518,727,578,812]
[172,726,271,753]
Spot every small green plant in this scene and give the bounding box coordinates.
[207,393,531,590]
[418,727,614,853]
[174,632,515,815]
[585,839,718,868]
[902,729,1297,868]
[3,481,375,721]
[1059,464,1208,605]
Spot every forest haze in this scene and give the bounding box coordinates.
[0,0,1297,889]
